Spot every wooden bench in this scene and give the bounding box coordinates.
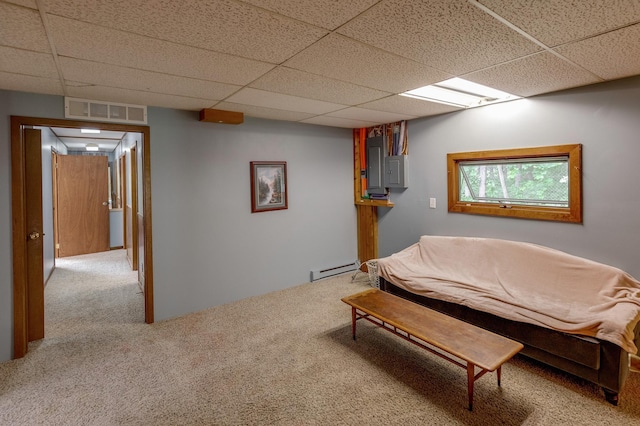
[342,289,524,410]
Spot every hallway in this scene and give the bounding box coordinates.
[41,249,144,343]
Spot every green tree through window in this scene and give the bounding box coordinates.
[448,145,582,223]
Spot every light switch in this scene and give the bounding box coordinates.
[429,198,436,209]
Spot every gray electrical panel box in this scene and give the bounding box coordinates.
[384,155,409,188]
[366,136,386,195]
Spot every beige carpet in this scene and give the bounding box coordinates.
[1,250,639,425]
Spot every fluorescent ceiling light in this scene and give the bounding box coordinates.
[80,128,101,134]
[85,143,99,151]
[400,78,520,108]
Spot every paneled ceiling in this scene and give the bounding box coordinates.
[2,0,640,128]
[47,127,125,151]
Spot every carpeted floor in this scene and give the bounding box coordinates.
[0,250,639,425]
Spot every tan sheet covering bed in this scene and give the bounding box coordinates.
[377,236,640,353]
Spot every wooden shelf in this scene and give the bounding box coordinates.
[355,199,395,207]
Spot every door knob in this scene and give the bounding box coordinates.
[28,231,40,240]
[102,201,109,206]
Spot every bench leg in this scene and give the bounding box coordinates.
[497,366,502,387]
[351,307,357,340]
[467,363,475,411]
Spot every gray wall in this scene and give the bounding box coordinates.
[149,108,356,320]
[0,91,66,361]
[379,76,640,279]
[0,90,356,361]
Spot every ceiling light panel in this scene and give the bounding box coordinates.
[401,78,520,108]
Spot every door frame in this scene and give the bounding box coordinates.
[11,116,154,359]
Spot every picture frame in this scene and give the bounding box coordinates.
[250,161,288,213]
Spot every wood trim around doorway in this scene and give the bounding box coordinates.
[10,116,154,358]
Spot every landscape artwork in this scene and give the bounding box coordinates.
[250,161,288,213]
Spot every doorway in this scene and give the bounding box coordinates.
[11,116,154,359]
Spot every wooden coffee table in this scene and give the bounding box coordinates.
[342,289,523,410]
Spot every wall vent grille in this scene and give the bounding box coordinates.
[64,97,147,125]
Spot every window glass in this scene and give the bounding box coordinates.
[447,145,582,223]
[459,157,569,207]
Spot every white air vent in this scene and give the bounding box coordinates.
[65,97,147,124]
[311,261,358,281]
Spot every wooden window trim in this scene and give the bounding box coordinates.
[447,144,582,223]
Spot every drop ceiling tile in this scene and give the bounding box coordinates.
[284,33,451,93]
[47,16,275,85]
[337,0,541,75]
[249,67,391,106]
[300,115,380,129]
[361,95,463,117]
[0,2,51,52]
[0,71,63,95]
[66,85,217,111]
[0,46,58,79]
[225,88,347,115]
[43,0,328,63]
[327,107,415,123]
[4,0,37,8]
[555,24,640,81]
[214,102,316,122]
[59,57,240,101]
[463,51,601,97]
[239,0,378,30]
[478,0,640,47]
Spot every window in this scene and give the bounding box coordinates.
[447,144,582,223]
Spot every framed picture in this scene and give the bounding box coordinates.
[250,161,288,213]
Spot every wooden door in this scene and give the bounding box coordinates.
[126,146,138,270]
[57,155,110,257]
[24,128,45,341]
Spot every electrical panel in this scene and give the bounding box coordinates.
[384,155,409,188]
[366,136,386,195]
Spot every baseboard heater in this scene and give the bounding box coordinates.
[311,261,358,281]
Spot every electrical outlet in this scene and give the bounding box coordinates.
[429,198,436,209]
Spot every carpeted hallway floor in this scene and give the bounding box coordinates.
[0,249,639,425]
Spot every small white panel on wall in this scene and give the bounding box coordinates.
[65,97,147,124]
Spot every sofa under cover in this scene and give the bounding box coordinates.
[376,235,640,404]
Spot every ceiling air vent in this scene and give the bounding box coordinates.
[64,97,147,125]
